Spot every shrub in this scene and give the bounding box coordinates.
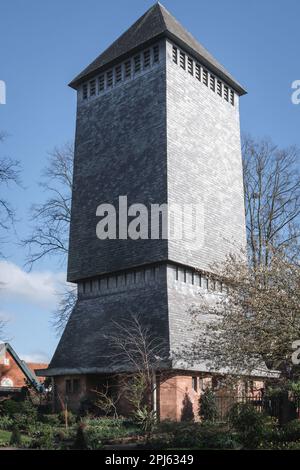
[74,423,88,450]
[39,413,60,426]
[282,419,300,442]
[134,407,157,437]
[171,422,238,449]
[0,415,13,431]
[1,399,23,416]
[58,410,76,427]
[228,403,275,449]
[0,430,11,447]
[199,389,218,422]
[85,427,103,449]
[10,426,22,447]
[30,425,55,450]
[1,399,38,432]
[82,417,139,440]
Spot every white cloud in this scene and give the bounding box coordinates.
[0,261,68,308]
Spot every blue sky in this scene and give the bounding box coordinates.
[0,0,299,362]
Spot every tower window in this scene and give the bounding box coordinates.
[195,63,201,81]
[224,85,229,101]
[203,69,208,86]
[66,379,72,394]
[153,45,159,63]
[210,75,215,92]
[107,70,113,88]
[134,54,141,73]
[65,378,80,394]
[192,376,198,392]
[143,49,151,68]
[115,65,122,82]
[230,90,235,106]
[125,60,131,79]
[187,57,193,75]
[217,80,222,97]
[172,46,178,64]
[180,51,186,70]
[82,83,88,99]
[98,74,105,92]
[73,379,80,394]
[89,79,96,96]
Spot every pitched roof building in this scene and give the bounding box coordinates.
[0,344,47,393]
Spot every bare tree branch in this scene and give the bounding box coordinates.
[51,285,77,336]
[181,251,300,382]
[0,132,21,258]
[103,315,168,431]
[23,142,73,268]
[23,142,76,333]
[242,135,300,267]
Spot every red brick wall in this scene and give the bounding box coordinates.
[159,373,202,421]
[0,351,47,388]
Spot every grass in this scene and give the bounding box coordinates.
[0,429,32,448]
[0,429,11,446]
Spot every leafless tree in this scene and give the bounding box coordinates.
[106,315,167,434]
[0,131,20,257]
[51,285,77,336]
[242,135,300,268]
[23,142,76,334]
[92,381,122,419]
[23,142,73,267]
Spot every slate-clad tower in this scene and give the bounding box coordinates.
[43,3,251,419]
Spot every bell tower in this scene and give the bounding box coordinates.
[44,3,247,419]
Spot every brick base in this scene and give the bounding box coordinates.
[53,372,264,420]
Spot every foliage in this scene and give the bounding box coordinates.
[199,389,218,422]
[39,413,60,426]
[0,415,13,431]
[282,419,300,442]
[84,426,103,449]
[82,417,139,440]
[58,409,76,427]
[0,399,38,432]
[181,393,194,422]
[154,422,239,450]
[73,423,88,450]
[29,424,56,450]
[1,399,23,416]
[134,406,157,437]
[0,429,11,447]
[228,403,275,449]
[9,426,22,447]
[289,381,300,395]
[185,251,300,380]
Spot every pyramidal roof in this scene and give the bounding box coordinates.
[69,2,246,95]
